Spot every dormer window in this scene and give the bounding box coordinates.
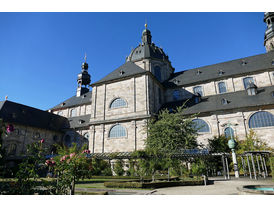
[193,86,203,96]
[78,119,85,124]
[196,70,202,75]
[218,70,225,76]
[120,70,125,76]
[271,60,274,65]
[241,60,247,65]
[221,98,228,105]
[246,82,257,96]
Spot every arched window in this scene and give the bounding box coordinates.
[70,108,77,117]
[224,127,234,138]
[193,86,203,96]
[192,119,210,133]
[243,77,254,89]
[249,111,274,128]
[110,98,127,109]
[173,90,180,101]
[218,82,227,94]
[154,66,162,81]
[109,124,127,138]
[84,132,90,140]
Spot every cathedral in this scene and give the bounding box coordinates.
[49,12,274,152]
[1,13,274,162]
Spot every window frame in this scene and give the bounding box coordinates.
[108,124,127,139]
[218,81,227,94]
[154,66,162,82]
[248,111,274,129]
[192,119,210,133]
[243,77,254,90]
[193,86,203,97]
[109,98,127,109]
[224,127,235,138]
[70,108,77,117]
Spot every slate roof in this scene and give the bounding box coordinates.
[0,100,69,131]
[164,51,274,88]
[161,85,274,115]
[51,91,92,110]
[127,42,169,62]
[68,114,91,128]
[92,61,147,85]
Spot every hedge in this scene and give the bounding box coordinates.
[104,180,204,189]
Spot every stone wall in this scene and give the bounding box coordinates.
[2,123,63,157]
[194,108,274,148]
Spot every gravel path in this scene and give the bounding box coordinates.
[153,177,274,195]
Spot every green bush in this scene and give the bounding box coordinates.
[104,179,204,189]
[113,159,124,176]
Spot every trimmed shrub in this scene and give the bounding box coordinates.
[104,179,204,189]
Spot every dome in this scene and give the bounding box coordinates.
[127,27,169,62]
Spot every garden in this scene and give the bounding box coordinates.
[0,106,273,195]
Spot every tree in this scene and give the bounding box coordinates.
[146,106,198,154]
[145,106,199,180]
[52,144,92,195]
[208,135,230,153]
[236,129,272,153]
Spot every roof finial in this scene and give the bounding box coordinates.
[84,52,87,63]
[5,95,8,100]
[145,19,148,29]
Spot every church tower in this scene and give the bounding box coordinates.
[76,55,91,97]
[264,12,274,52]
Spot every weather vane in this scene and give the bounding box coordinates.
[84,52,87,63]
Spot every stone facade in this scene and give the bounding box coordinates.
[50,17,274,153]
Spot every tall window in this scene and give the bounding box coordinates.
[218,82,227,94]
[8,144,17,155]
[193,86,203,96]
[224,127,234,138]
[70,108,77,117]
[173,90,180,101]
[110,98,127,108]
[243,77,254,89]
[154,66,161,81]
[109,124,127,138]
[192,119,210,133]
[249,111,274,128]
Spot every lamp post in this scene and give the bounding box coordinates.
[222,122,240,178]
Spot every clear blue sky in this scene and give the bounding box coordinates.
[0,12,266,110]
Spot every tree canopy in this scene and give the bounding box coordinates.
[145,106,199,155]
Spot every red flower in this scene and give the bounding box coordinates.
[6,124,14,133]
[40,139,45,143]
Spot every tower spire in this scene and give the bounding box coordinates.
[76,54,91,97]
[264,12,274,52]
[142,22,152,45]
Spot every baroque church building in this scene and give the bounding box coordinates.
[50,12,274,152]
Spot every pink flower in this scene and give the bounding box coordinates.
[70,153,75,158]
[40,139,45,143]
[6,124,14,133]
[82,149,91,154]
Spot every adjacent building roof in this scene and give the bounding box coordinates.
[164,51,274,88]
[0,100,69,131]
[92,61,147,86]
[162,85,274,115]
[51,91,92,110]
